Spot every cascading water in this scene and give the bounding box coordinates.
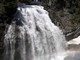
[33,0,38,2]
[4,4,67,60]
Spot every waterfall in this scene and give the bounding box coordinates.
[4,4,67,60]
[33,0,38,2]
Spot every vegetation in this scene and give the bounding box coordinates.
[0,0,17,23]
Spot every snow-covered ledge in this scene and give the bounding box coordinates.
[67,36,80,45]
[67,36,80,51]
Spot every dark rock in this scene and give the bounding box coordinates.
[67,44,80,51]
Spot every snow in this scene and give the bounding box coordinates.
[67,36,80,45]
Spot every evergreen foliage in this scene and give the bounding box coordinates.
[0,0,17,24]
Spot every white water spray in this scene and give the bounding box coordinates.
[4,4,67,60]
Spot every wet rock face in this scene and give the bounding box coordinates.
[67,44,80,51]
[0,21,7,60]
[0,21,6,50]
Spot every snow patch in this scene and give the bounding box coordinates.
[67,36,80,45]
